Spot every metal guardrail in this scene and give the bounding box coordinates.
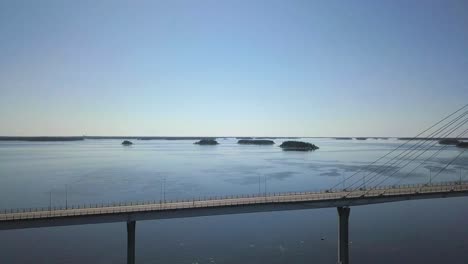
[1,181,468,221]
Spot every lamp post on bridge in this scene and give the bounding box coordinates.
[460,167,463,184]
[258,176,261,196]
[162,177,166,203]
[159,177,166,203]
[258,175,267,197]
[49,191,52,215]
[160,178,163,203]
[428,168,432,185]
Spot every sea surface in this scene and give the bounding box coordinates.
[0,138,467,264]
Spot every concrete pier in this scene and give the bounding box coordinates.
[337,207,350,264]
[127,221,136,264]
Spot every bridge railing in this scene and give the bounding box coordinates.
[1,180,468,221]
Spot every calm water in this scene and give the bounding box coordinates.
[0,138,467,264]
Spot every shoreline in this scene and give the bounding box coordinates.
[0,136,467,142]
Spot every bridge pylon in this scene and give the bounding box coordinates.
[127,221,136,264]
[337,206,350,264]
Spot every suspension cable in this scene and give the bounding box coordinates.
[377,127,468,193]
[342,110,468,191]
[357,116,468,190]
[328,104,468,190]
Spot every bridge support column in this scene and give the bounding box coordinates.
[337,207,350,264]
[127,221,136,264]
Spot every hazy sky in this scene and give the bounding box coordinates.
[1,0,467,137]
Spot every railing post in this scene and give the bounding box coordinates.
[337,206,350,264]
[127,221,136,264]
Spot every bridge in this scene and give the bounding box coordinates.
[1,180,468,264]
[1,104,468,264]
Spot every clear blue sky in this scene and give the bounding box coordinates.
[1,0,467,137]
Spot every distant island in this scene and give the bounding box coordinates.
[122,140,133,146]
[194,139,219,145]
[235,137,253,140]
[439,139,460,145]
[335,137,352,140]
[279,141,319,151]
[355,137,367,140]
[457,142,468,148]
[238,139,275,145]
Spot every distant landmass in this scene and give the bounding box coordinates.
[98,136,217,140]
[1,136,465,142]
[0,136,217,141]
[279,141,319,151]
[398,137,468,141]
[438,139,460,145]
[194,139,219,145]
[0,136,84,141]
[122,140,133,146]
[238,139,275,145]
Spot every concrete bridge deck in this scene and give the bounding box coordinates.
[2,181,468,230]
[2,181,468,264]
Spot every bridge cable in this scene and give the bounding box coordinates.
[374,127,468,194]
[385,127,468,187]
[339,110,468,192]
[426,149,466,183]
[345,115,468,194]
[328,104,468,191]
[354,116,468,190]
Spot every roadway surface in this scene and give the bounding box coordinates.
[2,181,468,230]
